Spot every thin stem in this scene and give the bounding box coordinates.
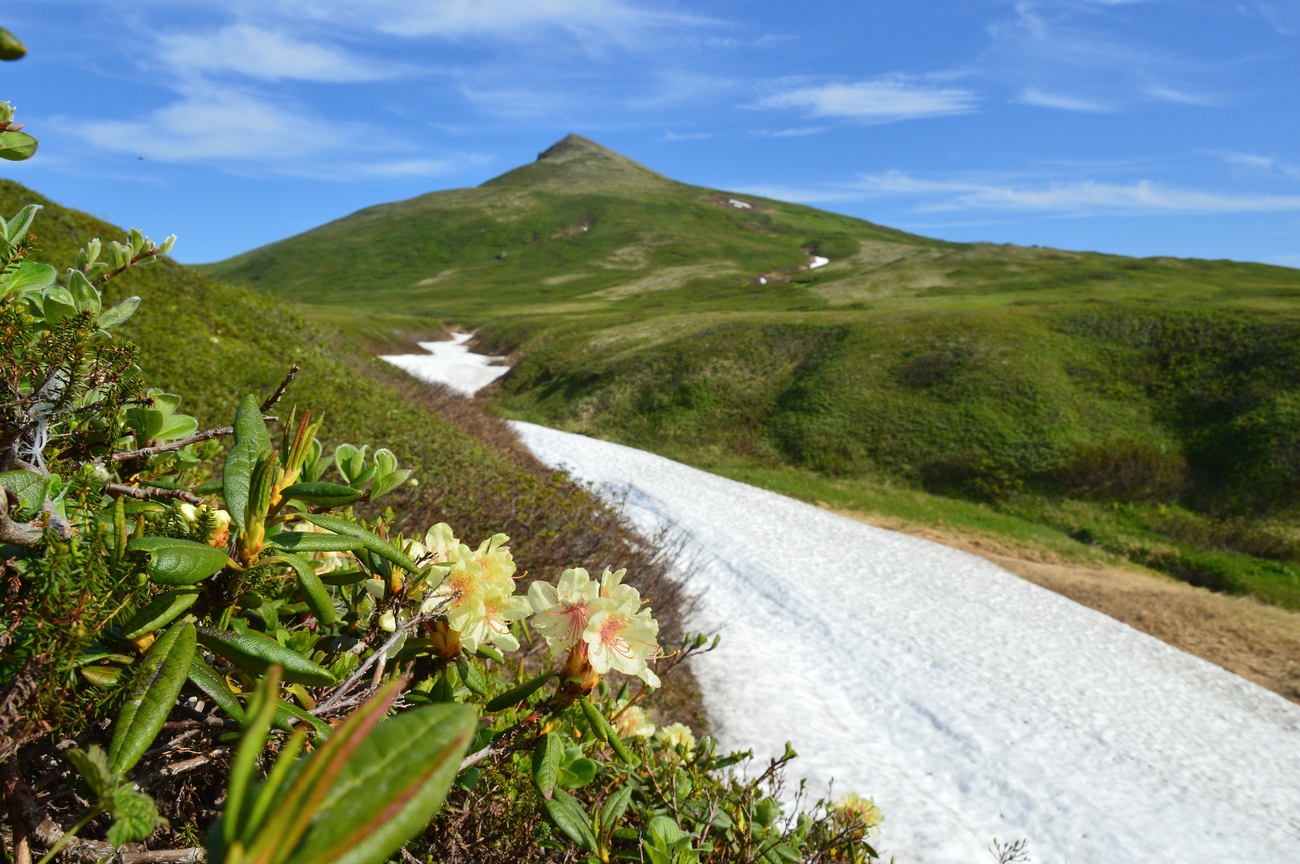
[34,805,103,864]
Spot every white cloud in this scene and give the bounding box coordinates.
[749,127,826,138]
[1143,85,1215,105]
[157,25,395,82]
[1016,87,1108,111]
[854,171,1300,214]
[78,88,348,161]
[659,131,714,141]
[1216,151,1300,181]
[756,78,977,121]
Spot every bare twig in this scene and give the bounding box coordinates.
[110,426,233,463]
[260,365,300,413]
[311,618,424,716]
[104,484,210,507]
[89,249,160,288]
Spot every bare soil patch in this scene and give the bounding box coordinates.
[834,509,1300,705]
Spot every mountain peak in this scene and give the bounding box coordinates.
[537,134,619,163]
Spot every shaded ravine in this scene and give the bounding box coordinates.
[512,421,1300,864]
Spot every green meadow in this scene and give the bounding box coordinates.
[204,136,1300,610]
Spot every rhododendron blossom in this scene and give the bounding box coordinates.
[583,589,660,687]
[528,567,599,650]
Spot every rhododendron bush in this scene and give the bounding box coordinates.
[0,53,883,864]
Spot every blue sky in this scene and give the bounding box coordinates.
[1,0,1298,266]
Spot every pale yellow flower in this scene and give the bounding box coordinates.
[612,704,656,739]
[528,568,600,650]
[457,585,532,653]
[423,534,529,653]
[583,589,660,687]
[422,523,468,566]
[832,793,884,838]
[656,722,695,752]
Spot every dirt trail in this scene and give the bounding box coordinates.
[834,510,1300,705]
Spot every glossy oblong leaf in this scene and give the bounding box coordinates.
[485,671,556,712]
[196,626,335,687]
[580,697,637,765]
[273,699,334,740]
[275,552,338,626]
[121,587,201,639]
[532,732,562,799]
[299,514,419,573]
[265,532,365,553]
[223,440,259,534]
[0,469,46,521]
[600,784,633,831]
[233,394,271,453]
[280,482,364,509]
[108,621,196,773]
[0,130,37,162]
[281,703,476,864]
[0,28,25,61]
[128,536,230,585]
[455,658,489,698]
[187,657,246,723]
[543,789,598,853]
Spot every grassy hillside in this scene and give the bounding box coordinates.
[0,178,696,659]
[202,136,1300,610]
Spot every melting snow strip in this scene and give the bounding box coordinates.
[381,332,510,397]
[512,421,1300,864]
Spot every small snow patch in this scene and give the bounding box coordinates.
[381,333,510,397]
[728,198,752,209]
[810,256,829,269]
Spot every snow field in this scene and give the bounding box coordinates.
[512,421,1300,864]
[381,332,510,396]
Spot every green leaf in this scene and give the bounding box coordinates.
[1,204,39,246]
[128,536,230,585]
[532,732,562,799]
[264,532,365,553]
[156,412,199,443]
[299,513,420,573]
[272,699,334,740]
[121,587,201,639]
[484,671,556,712]
[108,621,196,773]
[0,28,26,61]
[558,758,598,789]
[187,657,246,723]
[280,704,476,864]
[372,449,397,477]
[275,552,338,626]
[81,666,123,687]
[223,440,259,534]
[196,626,335,687]
[66,269,100,314]
[367,470,411,501]
[65,745,117,800]
[105,786,168,846]
[126,407,167,440]
[754,798,781,829]
[98,296,140,329]
[280,482,364,509]
[455,658,489,698]
[0,469,47,521]
[40,285,77,323]
[0,130,37,161]
[580,697,638,764]
[319,569,367,586]
[233,394,271,453]
[647,816,683,849]
[0,261,55,299]
[600,784,633,832]
[543,789,598,853]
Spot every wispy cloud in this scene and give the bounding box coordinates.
[1215,151,1300,181]
[659,130,715,142]
[157,25,397,82]
[1143,84,1215,106]
[78,88,349,162]
[749,127,826,138]
[1016,87,1108,112]
[853,171,1300,214]
[755,77,977,122]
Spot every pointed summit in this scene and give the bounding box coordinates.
[536,134,622,163]
[482,134,667,192]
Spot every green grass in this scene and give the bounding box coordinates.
[199,135,1300,610]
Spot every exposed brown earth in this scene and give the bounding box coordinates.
[834,510,1300,705]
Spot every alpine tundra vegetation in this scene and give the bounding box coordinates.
[0,36,884,864]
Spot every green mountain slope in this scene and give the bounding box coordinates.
[0,178,679,620]
[204,137,1300,609]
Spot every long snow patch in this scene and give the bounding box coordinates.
[512,421,1300,864]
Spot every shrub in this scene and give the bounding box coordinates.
[1057,440,1187,503]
